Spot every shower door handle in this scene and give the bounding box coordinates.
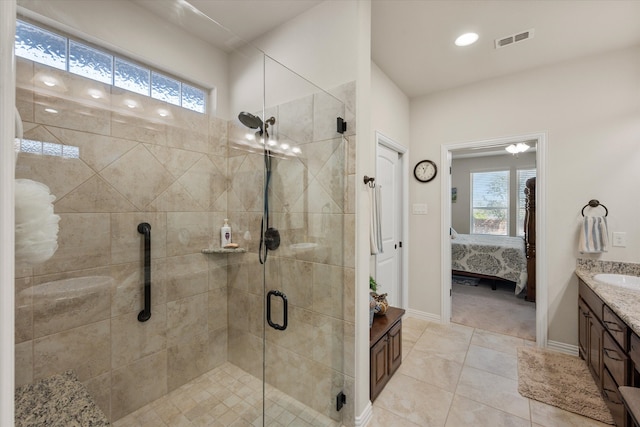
[266,290,288,331]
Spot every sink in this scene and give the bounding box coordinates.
[594,273,640,290]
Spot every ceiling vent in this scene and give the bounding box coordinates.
[495,29,534,49]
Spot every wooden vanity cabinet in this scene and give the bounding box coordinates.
[370,307,405,402]
[578,279,629,427]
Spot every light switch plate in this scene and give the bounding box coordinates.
[612,232,627,247]
[412,203,428,215]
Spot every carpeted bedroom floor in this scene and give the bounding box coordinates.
[451,276,536,341]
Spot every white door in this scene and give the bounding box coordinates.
[376,144,402,307]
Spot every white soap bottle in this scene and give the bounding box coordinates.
[221,219,232,247]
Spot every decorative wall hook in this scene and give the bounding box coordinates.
[363,176,375,188]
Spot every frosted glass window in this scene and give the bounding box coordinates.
[42,142,62,157]
[182,84,206,113]
[62,145,80,159]
[115,58,150,96]
[16,20,209,114]
[20,139,43,154]
[15,20,66,70]
[69,40,113,84]
[152,72,180,105]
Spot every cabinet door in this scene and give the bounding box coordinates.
[589,314,604,387]
[579,298,589,360]
[388,321,402,376]
[370,337,389,401]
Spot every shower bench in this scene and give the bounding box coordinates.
[370,306,405,401]
[14,370,109,426]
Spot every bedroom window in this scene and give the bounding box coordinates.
[471,170,509,235]
[517,169,536,236]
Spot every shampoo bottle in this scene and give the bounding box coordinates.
[221,219,232,247]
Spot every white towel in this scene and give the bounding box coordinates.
[579,216,609,253]
[369,185,383,255]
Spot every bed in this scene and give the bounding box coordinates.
[452,177,536,301]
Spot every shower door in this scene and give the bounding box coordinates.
[261,57,349,425]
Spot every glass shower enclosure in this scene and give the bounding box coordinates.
[13,2,351,425]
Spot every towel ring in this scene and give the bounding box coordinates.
[581,199,608,217]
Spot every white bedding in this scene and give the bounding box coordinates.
[452,233,528,295]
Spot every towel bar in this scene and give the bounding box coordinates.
[363,176,375,188]
[581,199,608,217]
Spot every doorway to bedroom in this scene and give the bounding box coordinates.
[442,134,544,343]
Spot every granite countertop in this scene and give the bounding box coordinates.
[15,370,109,427]
[576,259,640,337]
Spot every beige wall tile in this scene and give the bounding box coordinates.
[208,327,228,370]
[55,175,137,213]
[15,341,33,387]
[110,212,167,264]
[15,277,33,343]
[166,294,208,347]
[111,351,168,421]
[166,211,216,257]
[100,144,174,210]
[208,288,228,332]
[83,373,112,422]
[278,95,314,144]
[144,144,203,179]
[209,117,228,157]
[32,275,112,338]
[164,253,208,302]
[111,304,167,369]
[312,264,344,320]
[110,260,167,317]
[34,93,111,135]
[16,150,95,202]
[46,127,137,172]
[280,259,313,310]
[110,112,167,145]
[167,333,209,391]
[34,213,111,275]
[33,319,110,382]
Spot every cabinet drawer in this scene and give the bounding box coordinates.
[603,331,628,387]
[602,368,626,427]
[579,280,603,319]
[630,333,640,370]
[604,305,628,350]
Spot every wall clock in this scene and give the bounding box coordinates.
[413,160,437,183]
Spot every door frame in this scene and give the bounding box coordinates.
[440,132,547,347]
[375,131,408,309]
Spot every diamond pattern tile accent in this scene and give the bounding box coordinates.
[55,175,136,213]
[100,144,174,210]
[144,144,203,179]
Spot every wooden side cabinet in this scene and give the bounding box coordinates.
[370,306,405,402]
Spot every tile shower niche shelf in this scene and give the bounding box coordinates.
[201,248,247,254]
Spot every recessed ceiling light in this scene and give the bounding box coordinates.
[455,32,479,47]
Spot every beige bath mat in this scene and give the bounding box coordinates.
[517,347,615,425]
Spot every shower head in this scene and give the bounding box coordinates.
[238,111,263,130]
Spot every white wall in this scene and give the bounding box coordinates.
[410,46,640,345]
[371,61,410,147]
[17,0,230,118]
[253,1,358,94]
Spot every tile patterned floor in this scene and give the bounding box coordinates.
[112,362,341,427]
[112,319,612,427]
[369,318,612,427]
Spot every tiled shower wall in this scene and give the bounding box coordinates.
[14,58,230,421]
[14,54,357,424]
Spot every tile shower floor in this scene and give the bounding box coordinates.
[112,362,341,427]
[113,318,611,427]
